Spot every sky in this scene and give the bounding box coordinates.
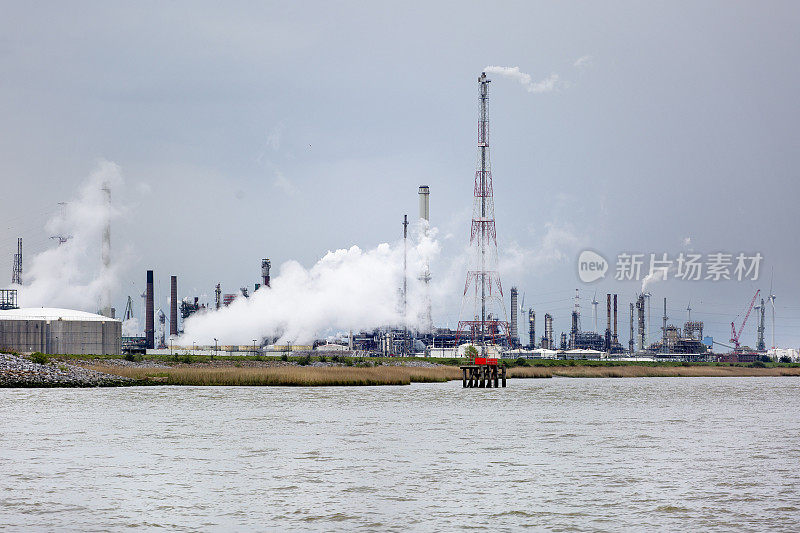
[1,1,799,348]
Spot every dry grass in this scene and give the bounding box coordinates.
[82,363,462,386]
[507,367,554,378]
[546,365,800,378]
[80,361,800,386]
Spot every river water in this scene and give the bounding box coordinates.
[2,377,799,531]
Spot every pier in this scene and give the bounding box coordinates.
[460,358,507,388]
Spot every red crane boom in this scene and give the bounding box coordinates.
[730,289,760,350]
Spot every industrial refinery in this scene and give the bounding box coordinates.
[0,71,796,364]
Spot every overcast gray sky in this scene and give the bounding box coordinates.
[2,1,799,347]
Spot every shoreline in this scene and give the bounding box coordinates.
[2,353,799,387]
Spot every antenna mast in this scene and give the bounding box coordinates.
[456,72,510,355]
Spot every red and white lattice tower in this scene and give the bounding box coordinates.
[456,72,510,354]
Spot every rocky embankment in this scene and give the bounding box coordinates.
[0,353,134,387]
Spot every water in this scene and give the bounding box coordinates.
[2,377,799,531]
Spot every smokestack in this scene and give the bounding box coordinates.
[544,313,553,349]
[419,185,430,222]
[261,259,271,288]
[215,283,221,310]
[510,287,518,343]
[170,275,178,337]
[570,310,578,349]
[637,294,646,350]
[100,182,111,316]
[605,293,611,352]
[528,309,535,349]
[145,270,154,349]
[613,294,618,344]
[662,297,668,352]
[419,185,432,334]
[629,302,634,354]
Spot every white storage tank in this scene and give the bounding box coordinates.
[0,308,121,355]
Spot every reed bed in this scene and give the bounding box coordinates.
[81,361,800,386]
[507,367,554,378]
[548,365,800,378]
[508,365,800,378]
[83,363,462,386]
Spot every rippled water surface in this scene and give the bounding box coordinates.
[2,377,799,531]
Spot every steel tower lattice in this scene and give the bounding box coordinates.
[456,72,510,354]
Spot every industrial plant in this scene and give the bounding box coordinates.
[0,71,795,364]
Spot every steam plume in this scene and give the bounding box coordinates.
[8,161,123,311]
[484,66,560,93]
[179,224,441,345]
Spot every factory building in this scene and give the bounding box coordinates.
[0,307,121,355]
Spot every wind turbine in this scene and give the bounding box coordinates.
[768,271,776,349]
[591,290,599,333]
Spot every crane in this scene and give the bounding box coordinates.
[730,289,760,350]
[123,296,134,321]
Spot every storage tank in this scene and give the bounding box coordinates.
[0,308,121,355]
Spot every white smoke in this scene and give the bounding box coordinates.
[179,223,441,345]
[500,222,582,278]
[9,160,124,311]
[640,271,661,294]
[122,317,141,336]
[484,66,560,93]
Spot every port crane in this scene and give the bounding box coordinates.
[730,289,760,350]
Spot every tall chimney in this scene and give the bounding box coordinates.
[100,182,112,317]
[629,302,635,354]
[528,309,535,349]
[662,297,668,351]
[510,287,518,343]
[605,293,611,352]
[145,270,154,349]
[261,259,271,288]
[170,275,178,337]
[613,294,618,344]
[419,185,430,222]
[419,185,432,334]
